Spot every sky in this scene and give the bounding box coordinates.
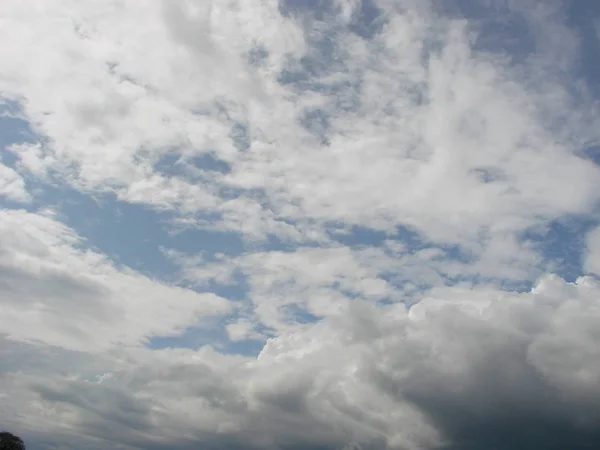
[1,0,600,449]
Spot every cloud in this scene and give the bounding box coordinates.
[1,0,600,449]
[2,276,600,449]
[585,226,600,276]
[167,240,546,338]
[0,162,30,203]
[0,209,231,352]
[0,0,302,216]
[2,0,598,249]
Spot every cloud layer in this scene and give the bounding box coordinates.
[1,0,600,449]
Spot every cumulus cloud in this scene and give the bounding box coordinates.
[1,0,600,449]
[3,277,600,449]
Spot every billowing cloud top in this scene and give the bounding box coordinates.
[1,1,600,449]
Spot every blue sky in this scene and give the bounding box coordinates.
[1,1,600,450]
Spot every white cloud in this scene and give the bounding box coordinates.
[0,0,303,214]
[1,0,598,253]
[585,226,600,277]
[8,142,57,178]
[1,1,600,449]
[166,240,545,338]
[226,19,600,246]
[0,209,232,352]
[226,318,261,342]
[2,275,600,449]
[0,162,30,203]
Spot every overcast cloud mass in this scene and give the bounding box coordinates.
[1,0,600,449]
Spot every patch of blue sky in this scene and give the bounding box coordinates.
[330,223,471,262]
[298,40,344,80]
[0,107,260,355]
[0,194,30,214]
[277,0,365,103]
[438,0,600,101]
[566,1,600,98]
[247,44,269,67]
[279,0,338,22]
[154,151,232,177]
[279,0,384,40]
[281,303,321,325]
[299,107,330,144]
[522,214,600,283]
[151,302,320,356]
[581,144,600,166]
[218,338,268,357]
[0,106,42,212]
[0,107,248,281]
[347,0,384,39]
[0,101,36,165]
[148,316,268,356]
[328,224,389,248]
[147,324,231,353]
[195,273,249,303]
[436,0,536,62]
[27,179,246,283]
[326,223,483,298]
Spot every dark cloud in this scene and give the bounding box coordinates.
[0,264,111,318]
[399,324,600,450]
[8,277,598,450]
[33,380,156,433]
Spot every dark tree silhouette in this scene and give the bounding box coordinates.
[0,432,25,450]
